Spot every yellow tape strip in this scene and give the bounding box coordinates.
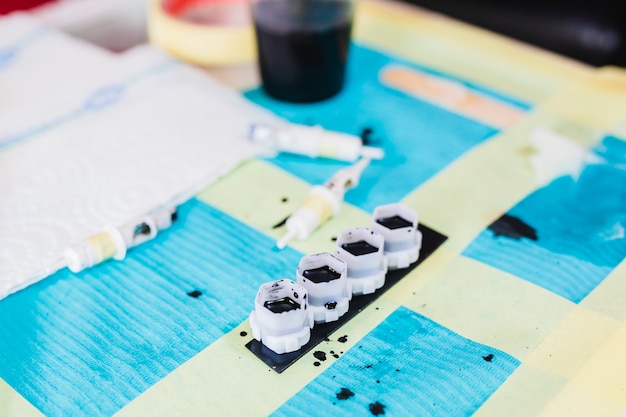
[147,0,256,66]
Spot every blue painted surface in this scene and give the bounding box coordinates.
[272,307,520,417]
[464,136,626,303]
[245,44,528,212]
[0,198,303,417]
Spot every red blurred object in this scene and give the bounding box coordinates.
[0,0,57,15]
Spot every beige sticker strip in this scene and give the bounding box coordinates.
[403,256,575,360]
[0,378,43,417]
[537,381,626,417]
[473,364,568,417]
[581,260,626,321]
[540,66,626,130]
[525,307,621,380]
[571,321,626,408]
[380,66,525,129]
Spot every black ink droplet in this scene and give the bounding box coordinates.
[314,361,321,367]
[488,214,538,241]
[314,351,327,362]
[272,216,289,229]
[240,331,247,337]
[369,401,386,415]
[482,354,494,362]
[281,197,289,203]
[336,388,355,400]
[360,127,374,145]
[187,290,202,298]
[338,335,348,343]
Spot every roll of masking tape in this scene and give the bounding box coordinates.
[148,0,256,66]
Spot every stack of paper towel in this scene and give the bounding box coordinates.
[0,13,280,299]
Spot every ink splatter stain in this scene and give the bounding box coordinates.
[331,236,337,242]
[369,401,386,415]
[240,331,248,337]
[187,290,202,298]
[360,127,374,144]
[314,361,321,367]
[336,388,355,400]
[488,214,538,241]
[338,335,348,343]
[272,216,289,229]
[482,354,494,362]
[314,351,327,362]
[281,197,289,203]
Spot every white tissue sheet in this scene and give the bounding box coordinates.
[0,13,114,113]
[0,44,280,299]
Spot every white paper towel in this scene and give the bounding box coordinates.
[0,44,281,299]
[0,13,114,113]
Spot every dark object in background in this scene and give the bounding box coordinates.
[401,0,626,67]
[252,0,353,102]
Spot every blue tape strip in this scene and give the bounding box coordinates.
[272,306,520,417]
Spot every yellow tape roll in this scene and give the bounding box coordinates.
[148,0,256,66]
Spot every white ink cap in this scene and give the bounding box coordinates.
[335,227,388,296]
[371,203,422,270]
[296,252,351,324]
[249,279,314,354]
[64,227,126,273]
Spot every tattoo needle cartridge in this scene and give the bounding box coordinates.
[276,157,372,249]
[249,123,384,162]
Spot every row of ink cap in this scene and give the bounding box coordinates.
[249,202,423,355]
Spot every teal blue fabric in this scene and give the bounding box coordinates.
[272,306,520,417]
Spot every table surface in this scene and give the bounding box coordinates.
[2,0,626,416]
